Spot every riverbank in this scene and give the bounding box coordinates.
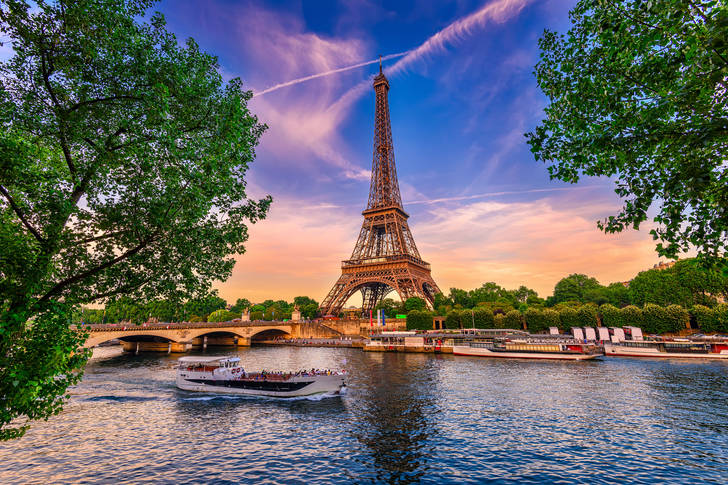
[260,337,365,349]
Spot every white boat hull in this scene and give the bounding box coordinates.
[604,344,728,359]
[453,345,600,361]
[176,374,346,397]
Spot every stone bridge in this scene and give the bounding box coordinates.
[82,320,348,353]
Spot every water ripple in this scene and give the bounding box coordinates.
[0,347,727,484]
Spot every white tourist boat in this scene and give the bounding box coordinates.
[453,339,602,360]
[176,356,346,397]
[604,339,728,359]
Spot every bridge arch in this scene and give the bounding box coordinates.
[250,328,292,342]
[85,330,180,348]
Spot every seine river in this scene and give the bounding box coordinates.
[2,346,728,484]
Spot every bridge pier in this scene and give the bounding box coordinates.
[121,341,190,353]
[189,335,251,348]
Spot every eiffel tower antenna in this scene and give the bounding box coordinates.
[319,64,440,316]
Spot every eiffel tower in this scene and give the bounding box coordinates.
[319,60,441,316]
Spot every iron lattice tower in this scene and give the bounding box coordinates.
[319,62,441,316]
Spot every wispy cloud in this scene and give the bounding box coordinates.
[408,186,601,205]
[389,0,534,76]
[253,51,409,97]
[327,0,536,129]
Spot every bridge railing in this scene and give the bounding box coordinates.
[78,320,296,332]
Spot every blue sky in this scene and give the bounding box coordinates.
[151,0,661,304]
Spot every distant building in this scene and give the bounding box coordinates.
[620,260,677,288]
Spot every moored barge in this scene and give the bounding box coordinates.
[176,356,346,397]
[453,339,602,360]
[604,339,728,359]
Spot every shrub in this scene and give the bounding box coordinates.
[445,311,462,329]
[524,308,543,333]
[715,303,728,333]
[188,314,203,322]
[503,310,523,330]
[526,309,560,333]
[642,304,669,334]
[472,307,495,328]
[207,309,238,322]
[543,309,561,330]
[577,304,599,327]
[621,305,643,328]
[664,305,689,333]
[599,304,621,327]
[406,310,433,330]
[692,305,717,333]
[494,313,505,328]
[558,307,580,331]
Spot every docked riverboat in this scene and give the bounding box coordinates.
[453,338,602,360]
[604,339,728,359]
[176,356,346,397]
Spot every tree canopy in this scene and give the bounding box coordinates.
[527,0,728,260]
[0,0,270,439]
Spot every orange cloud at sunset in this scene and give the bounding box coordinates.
[214,188,662,305]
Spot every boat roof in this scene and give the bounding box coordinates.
[177,356,240,363]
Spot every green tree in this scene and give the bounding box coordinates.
[250,311,264,321]
[692,305,718,333]
[527,0,728,259]
[524,308,558,334]
[553,274,602,304]
[0,0,270,439]
[664,305,689,334]
[642,304,669,334]
[599,304,622,328]
[604,283,631,308]
[433,292,452,312]
[375,298,402,318]
[716,304,728,333]
[444,310,462,330]
[406,310,433,331]
[621,305,644,329]
[184,292,227,321]
[404,297,427,312]
[448,288,472,309]
[472,307,495,328]
[207,309,238,323]
[558,306,580,331]
[230,298,251,313]
[577,304,599,327]
[493,313,506,329]
[302,304,318,320]
[503,310,523,330]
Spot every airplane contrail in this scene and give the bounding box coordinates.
[252,51,410,97]
[389,0,533,76]
[407,186,600,205]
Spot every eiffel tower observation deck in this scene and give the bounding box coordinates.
[319,59,441,316]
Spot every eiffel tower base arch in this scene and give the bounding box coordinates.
[320,259,440,316]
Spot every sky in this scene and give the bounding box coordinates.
[151,0,663,305]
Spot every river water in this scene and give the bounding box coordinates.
[1,346,728,484]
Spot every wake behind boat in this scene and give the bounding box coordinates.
[176,356,346,397]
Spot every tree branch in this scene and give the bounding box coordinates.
[37,233,158,305]
[39,40,76,180]
[73,229,129,246]
[0,184,44,243]
[67,95,142,113]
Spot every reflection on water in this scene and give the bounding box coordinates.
[0,346,727,484]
